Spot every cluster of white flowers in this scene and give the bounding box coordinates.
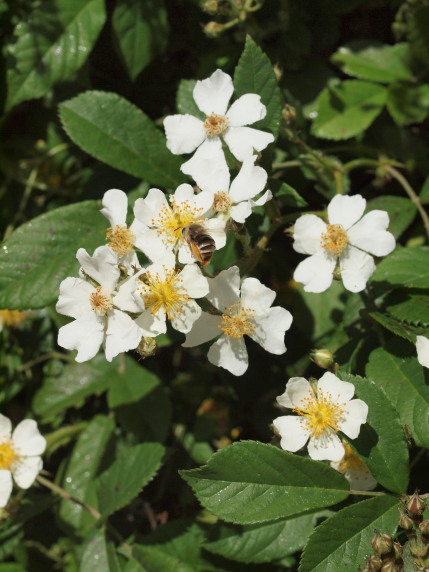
[56,70,292,375]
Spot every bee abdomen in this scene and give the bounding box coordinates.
[195,235,216,262]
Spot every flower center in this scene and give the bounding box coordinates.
[90,287,113,316]
[0,438,19,471]
[320,224,348,256]
[106,225,135,256]
[293,388,346,438]
[151,198,205,245]
[139,268,190,319]
[219,302,255,339]
[0,310,28,327]
[213,191,232,213]
[203,113,229,137]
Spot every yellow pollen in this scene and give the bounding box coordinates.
[89,287,113,316]
[219,302,255,339]
[338,442,367,475]
[213,191,232,213]
[320,224,348,256]
[0,310,28,327]
[151,198,205,244]
[293,388,346,438]
[140,268,190,319]
[203,113,229,137]
[106,225,135,256]
[0,438,19,471]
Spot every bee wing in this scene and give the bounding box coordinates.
[189,241,206,265]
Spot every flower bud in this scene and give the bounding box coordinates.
[135,336,157,359]
[409,536,429,559]
[371,531,393,555]
[281,104,296,124]
[420,520,429,536]
[392,541,403,560]
[310,348,335,370]
[200,0,219,15]
[380,561,401,572]
[405,492,427,516]
[203,21,223,37]
[364,554,383,571]
[398,509,414,530]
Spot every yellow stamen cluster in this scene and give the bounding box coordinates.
[0,438,19,471]
[0,310,28,328]
[213,191,232,213]
[152,199,205,244]
[90,287,113,316]
[219,302,255,339]
[140,268,190,319]
[203,113,229,137]
[106,225,135,256]
[293,388,346,438]
[320,224,349,256]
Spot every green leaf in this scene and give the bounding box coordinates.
[59,416,114,531]
[270,180,308,208]
[180,441,349,525]
[387,82,429,126]
[366,195,416,239]
[338,372,409,494]
[59,91,185,188]
[0,201,106,310]
[176,79,204,118]
[80,531,121,572]
[107,360,171,442]
[385,289,429,326]
[131,545,195,572]
[408,6,429,65]
[366,339,429,448]
[368,311,419,343]
[96,442,165,519]
[331,43,414,83]
[299,496,399,572]
[205,511,330,564]
[111,0,169,81]
[234,36,282,139]
[371,246,429,290]
[311,80,387,140]
[6,0,106,110]
[33,355,132,422]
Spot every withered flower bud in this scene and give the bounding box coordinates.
[365,554,383,571]
[405,492,427,516]
[398,509,414,530]
[420,520,429,536]
[371,530,393,555]
[392,541,403,560]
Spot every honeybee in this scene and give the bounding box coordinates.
[182,223,216,266]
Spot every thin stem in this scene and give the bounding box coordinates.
[16,351,71,373]
[272,160,303,170]
[384,165,429,242]
[348,490,390,497]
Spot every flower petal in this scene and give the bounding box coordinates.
[100,188,128,228]
[171,300,202,333]
[134,228,169,262]
[135,308,167,337]
[56,277,93,319]
[223,126,274,161]
[57,315,104,362]
[339,246,375,292]
[182,312,222,347]
[181,139,230,193]
[249,306,292,354]
[250,189,272,207]
[173,183,200,205]
[113,273,146,314]
[339,399,369,439]
[240,277,276,313]
[347,210,396,256]
[193,69,233,116]
[317,372,355,403]
[76,245,119,293]
[328,194,366,229]
[180,264,209,298]
[12,420,46,456]
[293,214,326,255]
[272,415,309,453]
[293,252,336,293]
[308,432,345,461]
[226,94,267,126]
[163,114,205,155]
[134,188,168,226]
[416,335,429,369]
[206,266,241,311]
[0,470,13,507]
[229,202,252,223]
[203,217,227,250]
[0,415,11,439]
[105,310,142,361]
[277,377,313,409]
[228,157,267,202]
[207,335,249,376]
[13,456,42,489]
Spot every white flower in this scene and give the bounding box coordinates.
[56,245,143,362]
[163,69,274,176]
[416,335,429,368]
[134,252,209,336]
[183,266,293,376]
[293,194,396,293]
[273,372,368,461]
[0,415,46,507]
[134,183,226,264]
[330,441,377,491]
[185,149,272,223]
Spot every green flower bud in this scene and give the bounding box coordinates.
[371,530,393,556]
